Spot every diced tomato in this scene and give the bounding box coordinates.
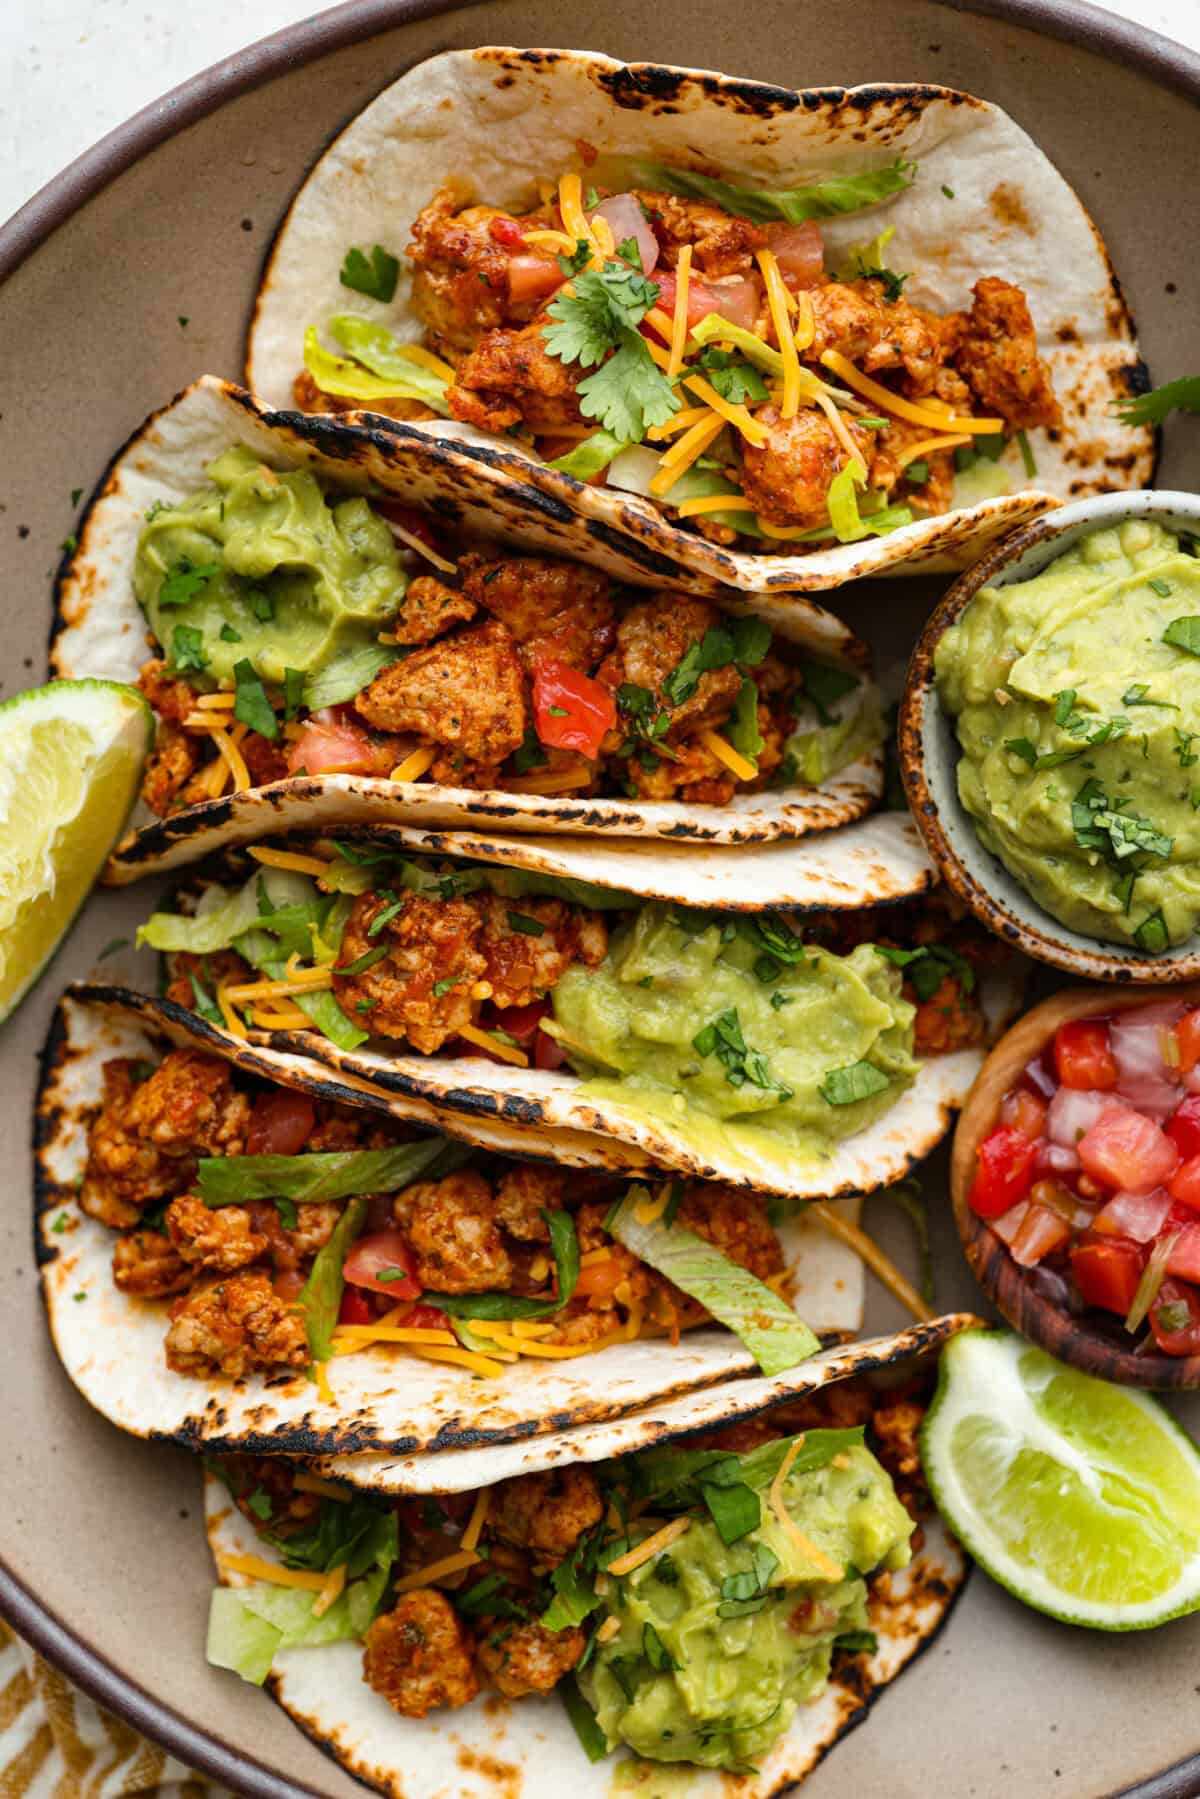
[337,1286,374,1326]
[370,499,442,553]
[1077,1104,1179,1194]
[532,658,616,759]
[573,1257,626,1303]
[1093,1187,1172,1242]
[488,999,551,1046]
[999,1087,1048,1139]
[489,215,528,248]
[1169,1153,1200,1212]
[246,1089,315,1157]
[400,1302,450,1331]
[1053,1018,1117,1091]
[273,1267,308,1303]
[653,270,761,334]
[764,221,825,286]
[1070,1234,1143,1315]
[342,1230,421,1299]
[1167,1094,1200,1160]
[1008,1204,1072,1267]
[285,707,376,776]
[1166,1226,1200,1283]
[969,1126,1038,1218]
[1147,1278,1200,1355]
[534,1025,568,1071]
[507,254,565,305]
[1178,1008,1200,1074]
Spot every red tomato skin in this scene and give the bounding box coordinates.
[1169,1154,1200,1212]
[764,221,825,285]
[246,1089,316,1157]
[532,658,616,759]
[999,1087,1048,1139]
[1178,1009,1200,1074]
[487,999,551,1046]
[1166,1226,1200,1283]
[402,1303,450,1331]
[535,1027,568,1071]
[285,708,375,776]
[1167,1095,1200,1160]
[969,1127,1038,1218]
[370,500,442,552]
[489,215,527,248]
[342,1230,421,1299]
[1053,1019,1118,1091]
[1147,1278,1200,1354]
[1077,1104,1179,1194]
[653,270,761,333]
[1070,1235,1143,1315]
[337,1287,375,1326]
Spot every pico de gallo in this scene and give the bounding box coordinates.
[132,444,876,818]
[297,162,1060,550]
[968,999,1200,1356]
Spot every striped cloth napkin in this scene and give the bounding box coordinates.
[0,1620,230,1798]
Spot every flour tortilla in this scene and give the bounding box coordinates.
[204,1319,970,1796]
[36,988,867,1458]
[51,374,880,861]
[246,45,1153,595]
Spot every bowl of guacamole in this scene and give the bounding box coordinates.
[901,493,1200,980]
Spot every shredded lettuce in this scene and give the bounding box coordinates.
[302,1193,368,1362]
[632,1427,864,1508]
[631,157,915,224]
[727,677,765,768]
[197,1136,463,1206]
[826,460,870,542]
[607,1186,818,1375]
[302,322,452,414]
[606,446,766,538]
[548,429,630,479]
[426,1209,580,1321]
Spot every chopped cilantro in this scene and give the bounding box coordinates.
[1163,615,1200,656]
[796,660,858,725]
[232,659,278,740]
[249,588,275,622]
[507,911,545,936]
[170,623,208,674]
[220,623,242,643]
[284,667,306,721]
[904,459,930,485]
[432,974,462,997]
[70,487,82,507]
[339,243,400,303]
[1134,909,1169,954]
[1150,576,1174,598]
[691,1007,792,1097]
[820,1060,890,1106]
[1115,375,1200,427]
[1016,429,1037,478]
[338,943,391,977]
[276,1197,299,1231]
[874,942,976,1003]
[556,239,592,276]
[697,347,768,405]
[941,184,955,199]
[1175,729,1199,769]
[543,257,678,440]
[246,1488,273,1521]
[159,557,221,609]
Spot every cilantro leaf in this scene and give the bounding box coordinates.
[232,659,279,740]
[170,623,209,674]
[698,347,768,405]
[1134,909,1169,954]
[820,1060,890,1106]
[556,239,592,276]
[1163,615,1200,656]
[543,262,660,365]
[1114,374,1200,427]
[339,243,400,303]
[691,1006,792,1098]
[159,557,220,609]
[797,660,859,726]
[576,329,680,441]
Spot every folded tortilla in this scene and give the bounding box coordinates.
[204,1316,971,1795]
[36,988,869,1457]
[247,46,1153,594]
[51,375,881,861]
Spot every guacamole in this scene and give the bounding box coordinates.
[134,445,408,688]
[581,1443,912,1769]
[547,904,917,1162]
[936,520,1200,951]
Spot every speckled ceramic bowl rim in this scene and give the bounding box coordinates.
[5,5,1200,1797]
[902,491,1200,985]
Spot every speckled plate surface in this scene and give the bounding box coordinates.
[5,4,1200,1798]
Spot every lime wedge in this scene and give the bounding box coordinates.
[0,679,151,1021]
[922,1329,1200,1629]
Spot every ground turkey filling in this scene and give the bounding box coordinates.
[217,1371,934,1717]
[79,1048,789,1377]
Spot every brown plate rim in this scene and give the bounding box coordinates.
[5,1,1200,1794]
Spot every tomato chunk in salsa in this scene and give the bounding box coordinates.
[968,1001,1200,1353]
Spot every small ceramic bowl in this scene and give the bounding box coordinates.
[900,490,1200,983]
[951,980,1200,1389]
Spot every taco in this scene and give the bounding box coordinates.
[52,376,882,862]
[133,834,1024,1198]
[247,46,1153,594]
[38,986,913,1457]
[202,1318,972,1792]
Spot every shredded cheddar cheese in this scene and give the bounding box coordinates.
[224,970,333,1005]
[757,249,801,418]
[682,374,768,446]
[293,1473,351,1502]
[500,768,594,795]
[218,1554,328,1590]
[675,494,757,518]
[194,691,237,710]
[208,726,252,794]
[699,729,757,782]
[332,1325,458,1346]
[460,1485,491,1554]
[605,1517,692,1578]
[642,307,676,344]
[645,405,712,442]
[311,1563,348,1618]
[793,291,815,352]
[557,173,599,259]
[769,1439,844,1581]
[457,1023,530,1066]
[649,413,727,497]
[250,1003,313,1030]
[578,1247,612,1267]
[813,391,868,470]
[819,350,1004,433]
[248,846,332,878]
[216,984,249,1040]
[411,1343,507,1378]
[314,1359,334,1404]
[667,244,692,378]
[596,1615,622,1644]
[895,432,972,467]
[522,227,580,255]
[634,1185,671,1225]
[392,1549,481,1595]
[808,1200,933,1323]
[389,745,437,784]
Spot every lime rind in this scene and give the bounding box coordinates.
[921,1328,1200,1630]
[0,679,151,1022]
